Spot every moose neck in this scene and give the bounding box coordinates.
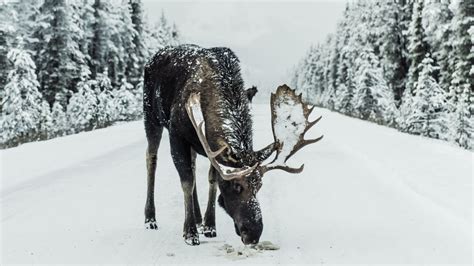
[197,62,254,164]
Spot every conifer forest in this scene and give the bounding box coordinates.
[292,0,472,150]
[0,0,179,148]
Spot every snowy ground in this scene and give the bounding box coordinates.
[1,104,472,264]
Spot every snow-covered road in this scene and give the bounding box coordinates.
[1,104,472,264]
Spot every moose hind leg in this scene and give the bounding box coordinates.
[144,124,163,230]
[170,136,200,245]
[203,165,218,238]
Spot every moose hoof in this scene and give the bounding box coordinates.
[145,218,158,230]
[203,226,217,238]
[184,234,200,246]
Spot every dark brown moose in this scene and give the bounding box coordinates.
[143,44,322,245]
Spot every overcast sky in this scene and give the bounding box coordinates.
[142,0,347,99]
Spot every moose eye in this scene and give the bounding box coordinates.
[233,183,243,194]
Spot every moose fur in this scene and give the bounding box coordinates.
[143,44,273,245]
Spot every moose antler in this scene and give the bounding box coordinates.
[259,85,323,175]
[186,93,258,180]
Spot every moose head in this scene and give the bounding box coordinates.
[186,84,323,244]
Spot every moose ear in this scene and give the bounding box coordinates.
[246,86,258,102]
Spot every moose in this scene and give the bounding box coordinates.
[143,44,322,246]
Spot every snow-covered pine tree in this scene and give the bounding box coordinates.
[450,85,473,150]
[90,0,113,80]
[296,46,320,104]
[403,54,448,138]
[376,0,408,105]
[67,75,97,133]
[117,2,137,88]
[0,3,16,105]
[319,35,339,110]
[398,86,414,132]
[128,0,147,87]
[147,15,181,50]
[105,1,136,88]
[353,47,397,125]
[95,71,116,128]
[75,0,95,74]
[406,0,430,94]
[437,20,455,95]
[334,4,356,115]
[10,0,41,51]
[448,0,473,149]
[422,0,454,96]
[334,66,356,116]
[39,100,53,140]
[51,100,68,137]
[114,79,140,121]
[450,0,473,98]
[0,40,50,147]
[34,0,86,106]
[170,23,181,46]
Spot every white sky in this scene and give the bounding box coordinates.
[142,0,347,99]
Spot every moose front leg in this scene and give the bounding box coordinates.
[170,136,200,246]
[202,165,218,238]
[190,149,203,227]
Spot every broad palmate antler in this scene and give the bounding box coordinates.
[259,84,323,175]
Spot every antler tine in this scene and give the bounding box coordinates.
[306,106,315,118]
[186,93,258,181]
[284,135,324,163]
[304,115,322,135]
[260,164,304,174]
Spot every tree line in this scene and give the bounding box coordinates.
[292,0,472,150]
[0,0,180,148]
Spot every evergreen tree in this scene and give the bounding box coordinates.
[114,79,140,121]
[39,100,53,140]
[0,40,49,147]
[149,11,181,51]
[406,0,430,94]
[90,0,112,80]
[75,0,94,74]
[95,71,116,128]
[107,1,137,88]
[11,0,41,51]
[353,47,397,125]
[128,0,146,87]
[34,0,86,106]
[51,100,67,137]
[67,78,97,133]
[0,3,16,105]
[450,85,473,150]
[376,0,408,105]
[170,23,181,46]
[450,0,473,98]
[403,54,448,138]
